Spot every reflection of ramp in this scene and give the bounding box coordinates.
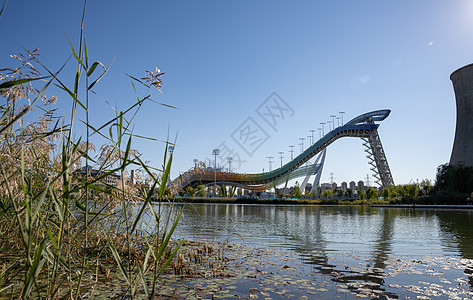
[171,109,394,192]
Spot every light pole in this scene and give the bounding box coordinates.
[266,156,274,172]
[336,117,341,127]
[307,135,312,146]
[317,128,322,138]
[327,120,332,131]
[320,122,326,136]
[212,149,220,197]
[193,158,198,169]
[167,146,174,183]
[309,129,316,144]
[339,111,345,126]
[330,115,336,128]
[289,145,295,160]
[299,137,305,153]
[278,151,284,167]
[227,157,233,172]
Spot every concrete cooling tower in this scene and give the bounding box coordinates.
[450,63,473,166]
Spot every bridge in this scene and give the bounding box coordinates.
[171,109,394,192]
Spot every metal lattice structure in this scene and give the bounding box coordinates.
[362,130,394,187]
[170,109,394,192]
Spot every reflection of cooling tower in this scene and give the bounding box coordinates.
[450,63,473,166]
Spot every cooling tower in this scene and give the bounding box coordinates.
[450,63,473,166]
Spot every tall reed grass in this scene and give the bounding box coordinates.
[0,2,182,298]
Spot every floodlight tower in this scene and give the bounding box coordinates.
[212,149,220,196]
[166,146,175,184]
[193,158,199,169]
[330,115,336,129]
[227,157,233,172]
[309,130,316,145]
[339,111,345,126]
[320,122,326,135]
[278,151,284,167]
[299,138,305,153]
[266,156,274,172]
[289,145,295,160]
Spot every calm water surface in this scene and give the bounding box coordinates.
[150,203,473,298]
[171,204,473,258]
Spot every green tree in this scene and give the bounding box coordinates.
[291,185,302,198]
[345,189,353,197]
[323,190,333,198]
[365,187,378,200]
[185,187,196,197]
[420,179,433,195]
[435,163,473,194]
[217,184,227,197]
[405,184,419,199]
[237,188,242,196]
[306,190,316,198]
[358,188,365,200]
[382,187,390,199]
[228,186,236,197]
[197,184,206,197]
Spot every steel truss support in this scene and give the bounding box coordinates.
[361,130,394,188]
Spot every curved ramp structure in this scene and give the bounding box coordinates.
[172,109,394,192]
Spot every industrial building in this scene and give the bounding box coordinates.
[450,63,473,166]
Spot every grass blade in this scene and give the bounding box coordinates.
[130,178,158,234]
[87,61,104,77]
[0,75,54,136]
[0,76,49,92]
[107,240,130,285]
[88,59,113,90]
[156,207,183,263]
[0,0,6,18]
[22,240,46,298]
[157,240,183,277]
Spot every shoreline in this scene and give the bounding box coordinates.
[370,204,473,209]
[165,197,473,207]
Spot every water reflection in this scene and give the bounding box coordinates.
[436,210,473,287]
[143,203,473,295]
[168,204,470,259]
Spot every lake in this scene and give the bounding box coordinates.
[148,203,473,298]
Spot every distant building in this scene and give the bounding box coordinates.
[276,187,293,195]
[340,181,347,192]
[320,183,332,192]
[74,166,121,186]
[129,170,136,185]
[305,183,313,193]
[349,181,356,191]
[357,180,364,191]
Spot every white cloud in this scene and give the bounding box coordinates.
[360,75,371,85]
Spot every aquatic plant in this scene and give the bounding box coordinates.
[0,3,182,298]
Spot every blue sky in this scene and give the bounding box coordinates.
[2,0,473,185]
